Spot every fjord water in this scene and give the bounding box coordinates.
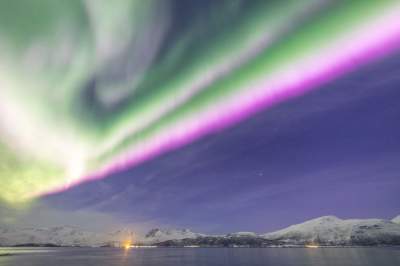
[0,247,399,266]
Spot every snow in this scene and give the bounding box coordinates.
[227,232,257,237]
[392,215,400,224]
[2,215,400,247]
[262,216,400,245]
[0,225,133,247]
[143,228,205,244]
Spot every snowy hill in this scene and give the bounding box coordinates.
[262,216,400,245]
[392,215,400,224]
[226,232,257,238]
[0,225,133,247]
[142,216,400,246]
[2,215,400,247]
[143,228,204,244]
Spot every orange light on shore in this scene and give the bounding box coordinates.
[123,240,132,250]
[305,245,319,248]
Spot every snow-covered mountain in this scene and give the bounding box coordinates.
[143,229,263,244]
[143,228,205,244]
[262,215,400,245]
[2,215,399,247]
[392,215,400,224]
[150,216,400,247]
[226,232,257,238]
[0,225,133,247]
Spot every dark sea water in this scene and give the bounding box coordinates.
[0,247,399,266]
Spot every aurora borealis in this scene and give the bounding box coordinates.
[1,0,400,205]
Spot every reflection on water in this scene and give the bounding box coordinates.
[0,247,56,254]
[0,247,399,266]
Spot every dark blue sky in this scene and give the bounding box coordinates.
[44,52,400,234]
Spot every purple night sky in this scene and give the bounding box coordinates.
[43,52,400,234]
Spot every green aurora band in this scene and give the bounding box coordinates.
[0,0,400,204]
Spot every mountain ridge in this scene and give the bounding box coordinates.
[392,215,400,224]
[261,215,400,245]
[0,225,133,247]
[144,215,400,246]
[1,215,399,247]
